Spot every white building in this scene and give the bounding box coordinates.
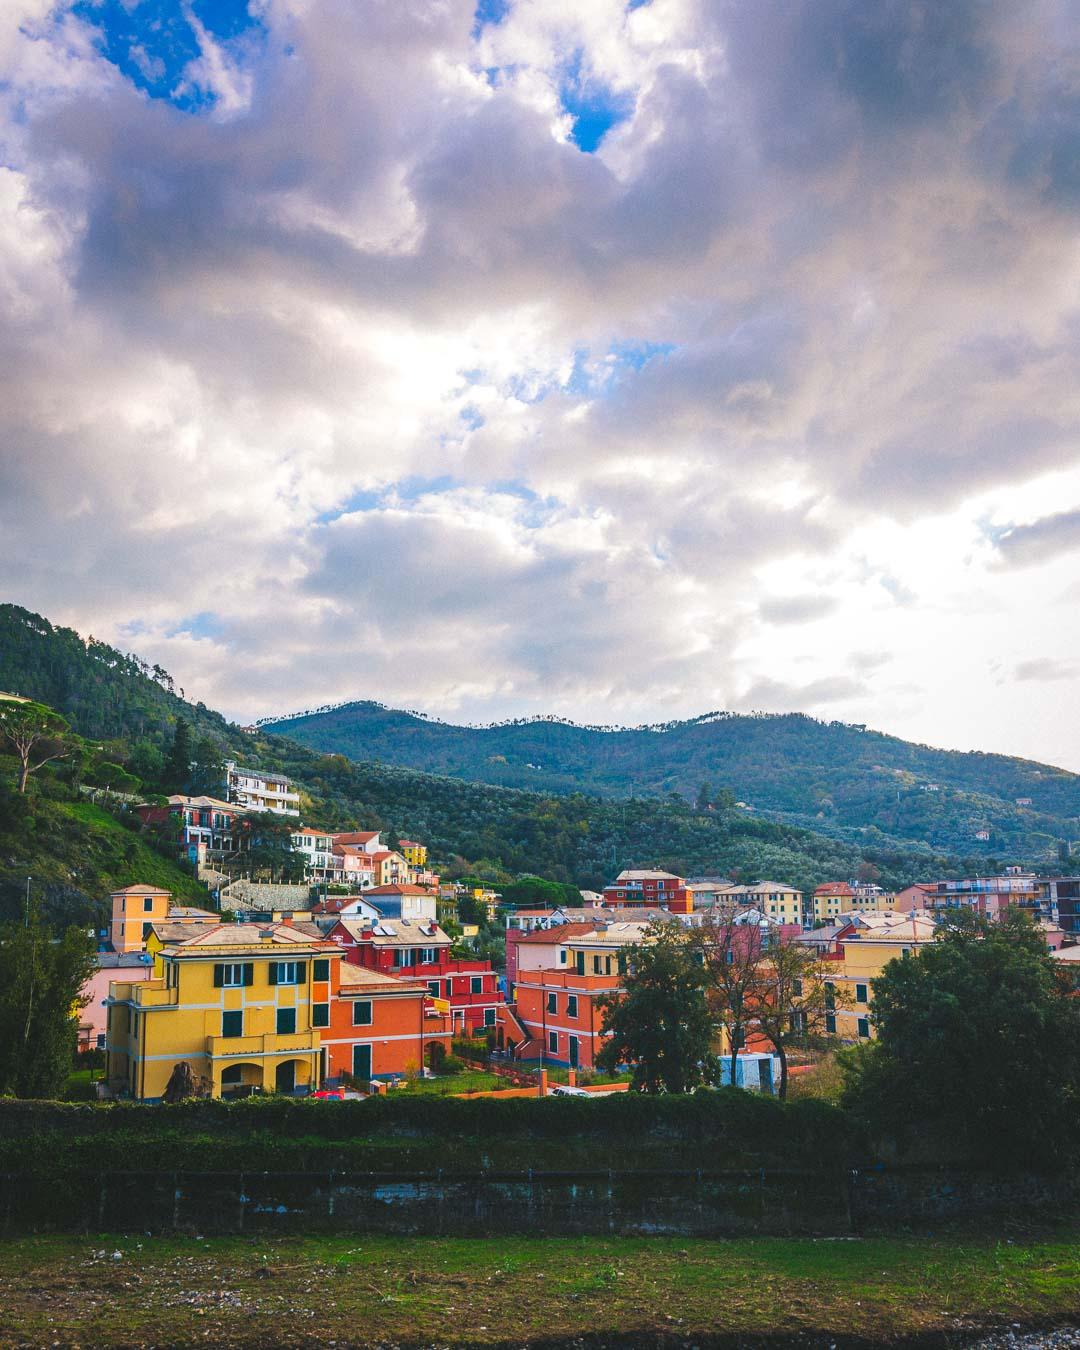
[223,761,300,816]
[290,826,336,875]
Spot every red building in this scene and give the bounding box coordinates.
[327,916,506,1034]
[602,869,687,910]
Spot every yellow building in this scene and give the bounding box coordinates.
[715,881,804,926]
[110,886,219,954]
[822,915,938,1041]
[399,839,428,868]
[106,923,342,1100]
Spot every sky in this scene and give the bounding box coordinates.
[2,2,1080,766]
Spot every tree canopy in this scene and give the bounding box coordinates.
[841,911,1080,1162]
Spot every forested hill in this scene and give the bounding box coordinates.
[0,603,978,905]
[264,702,1080,862]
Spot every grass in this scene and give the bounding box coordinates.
[398,1070,505,1095]
[0,1230,1078,1347]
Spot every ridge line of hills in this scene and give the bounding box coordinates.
[0,601,1054,926]
[263,700,1079,863]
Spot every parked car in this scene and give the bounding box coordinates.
[309,1086,346,1101]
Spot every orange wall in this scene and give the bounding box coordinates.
[320,985,452,1080]
[514,969,619,1069]
[110,893,170,953]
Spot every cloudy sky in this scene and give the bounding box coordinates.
[2,1,1080,766]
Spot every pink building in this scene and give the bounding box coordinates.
[79,953,154,1052]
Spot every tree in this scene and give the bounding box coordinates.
[165,718,193,790]
[696,781,713,812]
[746,938,841,1098]
[698,913,771,1090]
[0,699,71,794]
[841,911,1080,1162]
[0,909,96,1098]
[596,920,719,1093]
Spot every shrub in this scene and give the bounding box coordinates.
[441,1056,467,1075]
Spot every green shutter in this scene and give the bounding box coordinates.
[213,964,224,988]
[313,958,329,982]
[242,963,254,987]
[298,962,308,983]
[268,962,279,986]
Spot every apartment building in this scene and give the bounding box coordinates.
[602,870,686,910]
[105,924,342,1099]
[223,762,300,816]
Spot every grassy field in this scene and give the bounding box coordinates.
[0,1231,1077,1348]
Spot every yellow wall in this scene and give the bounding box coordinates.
[824,936,928,1041]
[107,947,340,1100]
[110,890,171,953]
[401,842,428,867]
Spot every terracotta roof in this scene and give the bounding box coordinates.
[332,917,449,946]
[338,964,427,991]
[164,923,336,954]
[814,882,854,896]
[364,883,433,896]
[332,831,381,844]
[312,895,375,914]
[515,923,599,944]
[110,884,172,896]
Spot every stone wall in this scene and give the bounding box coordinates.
[2,1167,1074,1237]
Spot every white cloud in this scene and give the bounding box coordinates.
[2,0,1080,766]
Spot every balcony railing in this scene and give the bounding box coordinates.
[205,1031,318,1059]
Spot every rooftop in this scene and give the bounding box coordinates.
[110,884,172,897]
[333,918,449,946]
[162,923,335,956]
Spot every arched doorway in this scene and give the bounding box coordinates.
[219,1062,262,1098]
[274,1058,310,1094]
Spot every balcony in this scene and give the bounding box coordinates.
[205,1031,319,1060]
[109,980,178,1009]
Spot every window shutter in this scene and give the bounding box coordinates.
[268,962,279,986]
[213,964,224,988]
[298,962,308,983]
[242,963,254,987]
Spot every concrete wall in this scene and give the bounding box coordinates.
[2,1167,1075,1237]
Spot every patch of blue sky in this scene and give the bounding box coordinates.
[71,0,263,111]
[167,611,226,640]
[314,476,461,526]
[459,405,486,431]
[559,47,635,152]
[472,0,511,39]
[607,339,677,370]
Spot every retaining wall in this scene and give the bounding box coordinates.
[2,1167,1074,1237]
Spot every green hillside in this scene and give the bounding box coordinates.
[0,768,210,928]
[263,702,1080,863]
[0,603,987,906]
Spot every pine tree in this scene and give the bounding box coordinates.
[165,718,193,790]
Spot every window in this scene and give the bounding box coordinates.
[857,1017,870,1039]
[567,995,578,1019]
[312,1002,329,1028]
[855,983,868,1004]
[276,1007,296,1035]
[270,961,304,986]
[222,1010,243,1038]
[548,1031,558,1054]
[428,980,440,998]
[825,1013,837,1034]
[471,976,482,995]
[824,983,835,1010]
[792,978,803,996]
[420,948,437,965]
[484,1008,496,1028]
[444,980,452,999]
[592,955,602,974]
[559,949,567,965]
[352,1000,373,1027]
[547,992,558,1015]
[724,950,734,965]
[313,958,330,982]
[143,897,154,913]
[142,922,153,941]
[214,962,253,988]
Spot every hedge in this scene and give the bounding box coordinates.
[0,1091,866,1169]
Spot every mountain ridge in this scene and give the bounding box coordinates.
[262,699,1079,863]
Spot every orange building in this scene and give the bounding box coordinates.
[320,964,452,1084]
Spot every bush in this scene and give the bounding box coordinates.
[441,1055,467,1075]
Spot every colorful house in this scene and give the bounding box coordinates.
[320,964,452,1083]
[398,839,428,868]
[223,761,300,816]
[109,885,218,954]
[327,917,505,1034]
[810,883,855,925]
[602,870,686,910]
[105,923,342,1099]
